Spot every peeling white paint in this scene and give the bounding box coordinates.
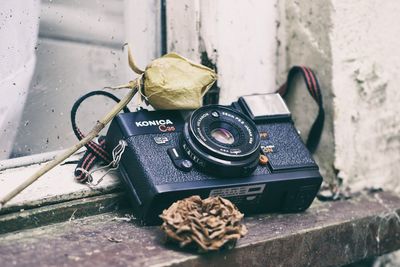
[167,0,278,104]
[330,0,400,192]
[278,0,400,196]
[277,0,336,182]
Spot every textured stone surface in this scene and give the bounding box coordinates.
[0,193,124,235]
[277,0,335,184]
[330,1,400,194]
[278,0,400,193]
[1,191,400,267]
[0,155,120,213]
[277,2,400,264]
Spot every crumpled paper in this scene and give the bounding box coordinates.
[160,195,247,252]
[143,53,217,110]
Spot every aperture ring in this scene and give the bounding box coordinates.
[188,105,260,159]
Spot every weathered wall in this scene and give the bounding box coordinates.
[166,0,278,104]
[278,0,400,190]
[277,0,336,183]
[331,1,400,193]
[279,1,400,264]
[330,3,400,264]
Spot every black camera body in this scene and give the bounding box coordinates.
[106,93,322,224]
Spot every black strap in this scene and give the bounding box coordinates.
[277,66,325,153]
[70,90,130,182]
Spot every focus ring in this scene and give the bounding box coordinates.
[182,105,261,177]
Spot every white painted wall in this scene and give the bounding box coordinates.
[124,0,162,70]
[331,0,400,193]
[278,0,400,192]
[276,0,335,183]
[278,1,400,263]
[166,0,278,104]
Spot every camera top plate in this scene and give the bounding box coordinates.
[238,93,291,122]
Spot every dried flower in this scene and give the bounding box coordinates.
[160,195,247,252]
[144,53,217,110]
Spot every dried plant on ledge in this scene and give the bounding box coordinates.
[160,195,248,252]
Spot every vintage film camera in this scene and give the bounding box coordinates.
[106,93,322,224]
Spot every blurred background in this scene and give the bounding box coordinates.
[0,0,157,159]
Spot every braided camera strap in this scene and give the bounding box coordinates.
[277,66,325,153]
[70,90,130,183]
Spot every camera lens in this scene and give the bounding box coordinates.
[182,105,260,177]
[211,127,235,144]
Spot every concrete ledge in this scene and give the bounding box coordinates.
[0,193,124,235]
[1,191,400,266]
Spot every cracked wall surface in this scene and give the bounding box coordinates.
[166,0,278,105]
[330,1,400,195]
[278,1,400,264]
[277,0,336,183]
[330,3,400,263]
[278,0,400,194]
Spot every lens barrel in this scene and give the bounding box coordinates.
[182,105,261,177]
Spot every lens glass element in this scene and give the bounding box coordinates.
[211,128,235,145]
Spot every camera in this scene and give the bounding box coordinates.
[106,93,322,224]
